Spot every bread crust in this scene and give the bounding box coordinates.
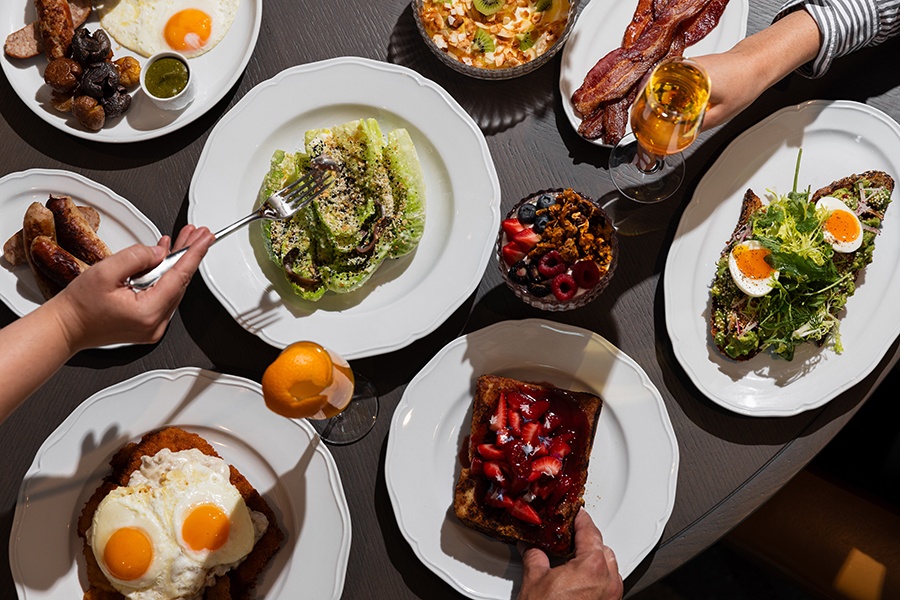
[77,427,284,600]
[453,375,603,557]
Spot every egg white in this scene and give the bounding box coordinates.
[816,196,863,253]
[728,239,779,297]
[98,0,240,59]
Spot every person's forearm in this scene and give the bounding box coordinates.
[729,9,821,90]
[0,300,77,424]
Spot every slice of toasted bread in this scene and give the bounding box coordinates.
[77,427,284,600]
[710,171,894,360]
[454,374,603,557]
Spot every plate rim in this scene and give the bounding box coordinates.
[385,318,679,598]
[188,55,501,358]
[664,99,900,416]
[8,366,351,600]
[0,0,262,143]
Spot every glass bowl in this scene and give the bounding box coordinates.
[497,189,618,311]
[412,0,580,80]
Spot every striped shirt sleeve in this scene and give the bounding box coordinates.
[775,0,900,77]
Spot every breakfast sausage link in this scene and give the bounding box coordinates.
[4,0,91,60]
[46,195,112,264]
[22,202,62,300]
[34,0,74,61]
[3,205,101,266]
[30,235,90,287]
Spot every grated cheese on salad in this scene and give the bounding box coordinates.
[420,0,570,69]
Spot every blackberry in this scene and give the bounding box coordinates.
[508,260,530,284]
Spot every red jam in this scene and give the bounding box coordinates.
[462,383,591,555]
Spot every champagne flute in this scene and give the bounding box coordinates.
[608,56,711,203]
[262,341,378,445]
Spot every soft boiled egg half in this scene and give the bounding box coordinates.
[99,0,239,59]
[728,239,779,297]
[816,196,863,253]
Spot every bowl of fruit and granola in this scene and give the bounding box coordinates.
[497,188,617,311]
[413,0,578,80]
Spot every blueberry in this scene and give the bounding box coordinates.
[516,203,537,224]
[532,213,551,233]
[536,193,556,209]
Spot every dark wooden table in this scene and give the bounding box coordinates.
[3,1,900,598]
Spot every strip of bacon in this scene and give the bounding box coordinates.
[572,0,709,117]
[682,0,730,46]
[622,0,654,47]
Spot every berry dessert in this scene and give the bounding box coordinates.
[454,374,603,557]
[498,189,617,310]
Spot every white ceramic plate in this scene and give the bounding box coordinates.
[385,319,678,599]
[559,0,748,146]
[9,367,351,600]
[189,57,501,358]
[0,168,161,315]
[1,0,261,142]
[665,100,900,417]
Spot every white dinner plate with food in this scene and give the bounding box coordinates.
[1,0,261,142]
[665,100,900,417]
[189,56,501,359]
[0,168,161,315]
[559,0,748,145]
[385,319,678,599]
[9,367,351,600]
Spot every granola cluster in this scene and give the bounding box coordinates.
[532,189,614,270]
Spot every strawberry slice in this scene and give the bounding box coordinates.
[506,391,531,412]
[470,457,484,476]
[521,422,541,447]
[507,409,523,436]
[508,499,542,526]
[485,487,513,509]
[509,475,531,495]
[495,428,512,445]
[501,217,526,237]
[522,399,550,421]
[477,443,506,461]
[490,392,507,431]
[549,439,572,458]
[542,412,561,433]
[501,242,527,267]
[484,461,506,484]
[512,228,541,251]
[530,478,557,499]
[550,473,574,504]
[532,456,562,478]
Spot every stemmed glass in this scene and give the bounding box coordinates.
[608,56,711,203]
[262,341,378,445]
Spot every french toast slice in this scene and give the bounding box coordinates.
[454,374,603,557]
[77,427,284,600]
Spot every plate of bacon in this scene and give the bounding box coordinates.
[559,0,748,146]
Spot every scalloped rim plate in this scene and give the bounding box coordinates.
[9,367,350,600]
[0,168,161,316]
[559,0,748,146]
[385,319,678,599]
[189,57,501,358]
[665,100,900,416]
[1,0,261,142]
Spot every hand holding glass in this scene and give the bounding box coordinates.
[609,57,711,203]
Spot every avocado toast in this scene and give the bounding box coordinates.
[709,170,893,361]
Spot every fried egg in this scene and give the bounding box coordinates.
[98,0,239,59]
[728,239,779,297]
[816,196,863,253]
[88,448,264,599]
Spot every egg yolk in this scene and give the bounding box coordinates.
[733,245,774,279]
[182,503,231,552]
[104,527,153,581]
[164,9,212,52]
[824,209,860,243]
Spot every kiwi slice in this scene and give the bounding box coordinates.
[473,0,505,16]
[517,31,535,51]
[473,27,496,53]
[535,0,552,11]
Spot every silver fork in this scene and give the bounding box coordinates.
[126,156,338,291]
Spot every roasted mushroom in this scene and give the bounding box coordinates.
[101,87,132,118]
[71,28,112,65]
[50,91,74,113]
[114,56,141,88]
[72,95,105,131]
[43,58,82,94]
[79,61,119,99]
